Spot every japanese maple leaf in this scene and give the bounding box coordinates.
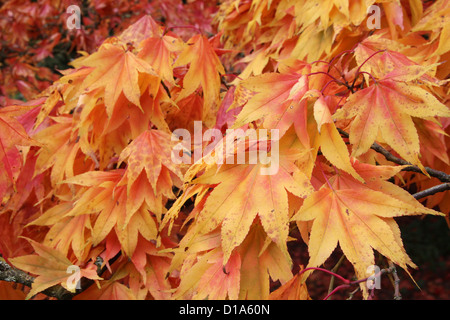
[232,72,308,138]
[9,239,101,299]
[172,247,241,300]
[189,139,313,262]
[312,93,364,182]
[237,223,293,300]
[28,201,92,262]
[291,162,442,289]
[79,43,159,115]
[61,170,161,257]
[333,79,450,167]
[354,37,442,85]
[269,267,310,300]
[411,0,450,57]
[33,116,84,188]
[0,106,37,197]
[138,35,183,84]
[72,265,136,300]
[118,15,163,45]
[118,129,184,195]
[130,238,173,300]
[74,280,137,300]
[173,34,225,117]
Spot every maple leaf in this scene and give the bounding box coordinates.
[164,91,203,133]
[232,72,308,138]
[72,263,136,300]
[9,239,101,299]
[78,43,159,114]
[354,37,443,85]
[118,15,163,45]
[237,223,293,300]
[130,238,173,299]
[291,162,443,291]
[0,106,37,196]
[172,247,241,300]
[33,116,86,188]
[28,202,92,261]
[269,267,310,300]
[173,34,225,118]
[411,0,450,57]
[60,170,161,257]
[138,34,183,84]
[333,79,450,168]
[312,93,364,182]
[118,129,184,196]
[187,133,313,263]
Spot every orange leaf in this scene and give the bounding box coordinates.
[9,239,101,299]
[291,162,443,296]
[80,43,159,114]
[174,34,225,118]
[333,79,450,168]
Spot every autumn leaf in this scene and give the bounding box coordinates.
[172,247,241,300]
[291,163,443,290]
[0,106,38,198]
[9,239,101,299]
[138,35,183,84]
[312,93,364,182]
[333,79,450,168]
[269,267,310,300]
[232,72,308,138]
[33,116,85,188]
[173,34,225,118]
[60,170,161,257]
[118,129,184,196]
[237,223,292,300]
[188,133,313,263]
[118,15,163,45]
[78,43,159,115]
[2,0,450,302]
[72,263,136,300]
[130,238,173,299]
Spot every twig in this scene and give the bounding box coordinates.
[337,128,450,183]
[0,258,72,299]
[412,183,450,200]
[0,252,120,300]
[346,287,360,300]
[327,254,346,299]
[298,264,399,300]
[388,261,402,300]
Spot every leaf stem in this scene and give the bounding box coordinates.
[307,71,342,86]
[298,267,350,284]
[327,254,346,299]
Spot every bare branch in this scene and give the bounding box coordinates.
[388,261,402,300]
[412,183,450,200]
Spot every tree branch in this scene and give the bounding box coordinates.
[412,183,450,200]
[0,253,121,300]
[0,258,73,299]
[337,128,450,183]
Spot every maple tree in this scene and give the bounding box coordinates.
[0,0,449,301]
